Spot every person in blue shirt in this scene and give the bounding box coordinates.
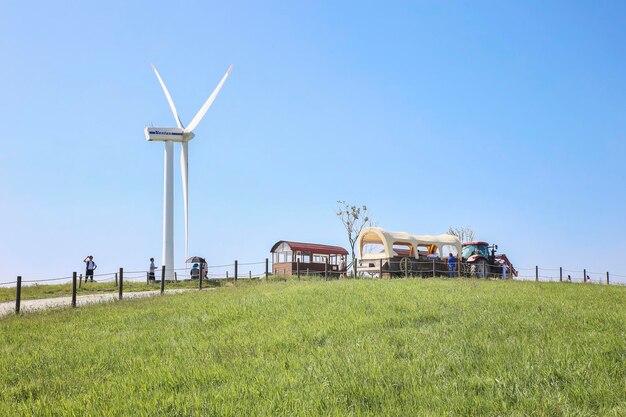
[447,253,457,277]
[190,263,200,279]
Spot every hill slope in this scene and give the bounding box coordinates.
[1,279,624,416]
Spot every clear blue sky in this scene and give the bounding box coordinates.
[1,1,625,284]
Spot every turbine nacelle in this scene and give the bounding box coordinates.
[144,127,195,142]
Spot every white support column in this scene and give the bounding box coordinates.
[162,141,175,280]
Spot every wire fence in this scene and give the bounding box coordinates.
[2,257,624,316]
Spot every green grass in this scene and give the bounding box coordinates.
[1,279,624,416]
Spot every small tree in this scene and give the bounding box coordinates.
[336,201,372,277]
[447,226,475,246]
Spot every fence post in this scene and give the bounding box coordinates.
[199,263,203,290]
[606,271,609,285]
[146,272,149,284]
[535,266,538,282]
[297,260,300,280]
[119,268,124,300]
[265,258,269,281]
[379,260,383,278]
[115,272,118,287]
[559,267,562,282]
[79,273,83,288]
[161,265,166,294]
[72,272,77,308]
[432,259,435,278]
[234,260,238,283]
[175,272,178,282]
[583,269,587,283]
[15,276,22,314]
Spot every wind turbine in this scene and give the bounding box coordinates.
[145,64,233,278]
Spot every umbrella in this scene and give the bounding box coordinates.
[185,256,206,264]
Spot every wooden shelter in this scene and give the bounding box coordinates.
[270,241,348,276]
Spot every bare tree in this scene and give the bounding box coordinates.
[336,201,372,277]
[447,226,475,245]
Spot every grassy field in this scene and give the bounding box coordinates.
[1,279,624,416]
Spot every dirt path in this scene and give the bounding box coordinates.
[0,289,196,317]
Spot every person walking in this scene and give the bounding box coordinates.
[83,255,97,282]
[149,258,157,281]
[447,253,457,278]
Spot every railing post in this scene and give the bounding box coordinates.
[72,272,77,308]
[432,259,435,278]
[161,265,166,294]
[606,271,610,285]
[379,260,383,279]
[325,260,328,280]
[234,260,238,283]
[297,259,300,280]
[535,266,538,282]
[265,258,269,281]
[559,267,563,282]
[583,269,587,283]
[15,276,22,314]
[199,263,203,290]
[118,268,123,300]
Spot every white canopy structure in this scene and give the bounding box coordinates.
[357,227,461,260]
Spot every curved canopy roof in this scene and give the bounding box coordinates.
[357,227,461,259]
[271,241,348,256]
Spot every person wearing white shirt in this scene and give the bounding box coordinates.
[149,258,157,281]
[83,255,97,282]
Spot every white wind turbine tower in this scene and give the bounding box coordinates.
[145,64,233,279]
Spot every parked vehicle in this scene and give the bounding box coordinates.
[461,242,517,278]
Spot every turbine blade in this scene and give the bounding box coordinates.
[184,65,233,133]
[152,64,184,129]
[180,141,189,261]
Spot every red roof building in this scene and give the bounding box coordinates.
[270,240,348,277]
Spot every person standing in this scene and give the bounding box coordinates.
[202,261,208,279]
[149,258,157,281]
[339,255,346,279]
[447,253,457,278]
[83,255,97,282]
